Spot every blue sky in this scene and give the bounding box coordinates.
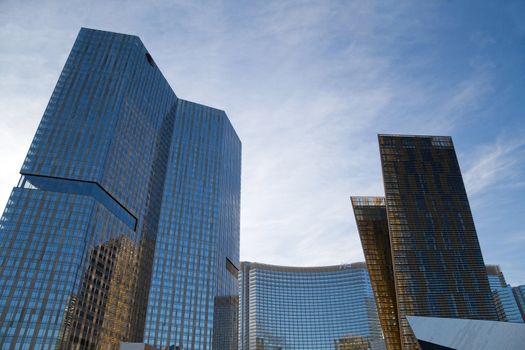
[1,1,524,285]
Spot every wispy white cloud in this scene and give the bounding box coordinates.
[464,134,525,196]
[0,0,524,284]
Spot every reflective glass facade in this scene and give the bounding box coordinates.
[513,286,525,322]
[143,100,241,350]
[351,197,401,350]
[486,266,524,323]
[352,134,497,350]
[239,262,383,350]
[492,287,524,323]
[486,265,507,290]
[0,28,240,350]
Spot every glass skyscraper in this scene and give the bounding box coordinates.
[239,261,383,350]
[513,286,525,322]
[0,28,240,350]
[485,265,524,323]
[352,135,497,350]
[143,100,241,350]
[351,197,401,350]
[486,265,507,290]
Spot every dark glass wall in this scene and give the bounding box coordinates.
[212,296,239,350]
[378,134,497,349]
[513,286,525,321]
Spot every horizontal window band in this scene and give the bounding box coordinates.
[18,174,137,230]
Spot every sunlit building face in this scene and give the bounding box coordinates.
[0,28,240,350]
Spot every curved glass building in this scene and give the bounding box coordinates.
[239,262,383,350]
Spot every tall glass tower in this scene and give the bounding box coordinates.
[351,197,401,350]
[0,28,240,350]
[352,135,497,350]
[143,100,241,350]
